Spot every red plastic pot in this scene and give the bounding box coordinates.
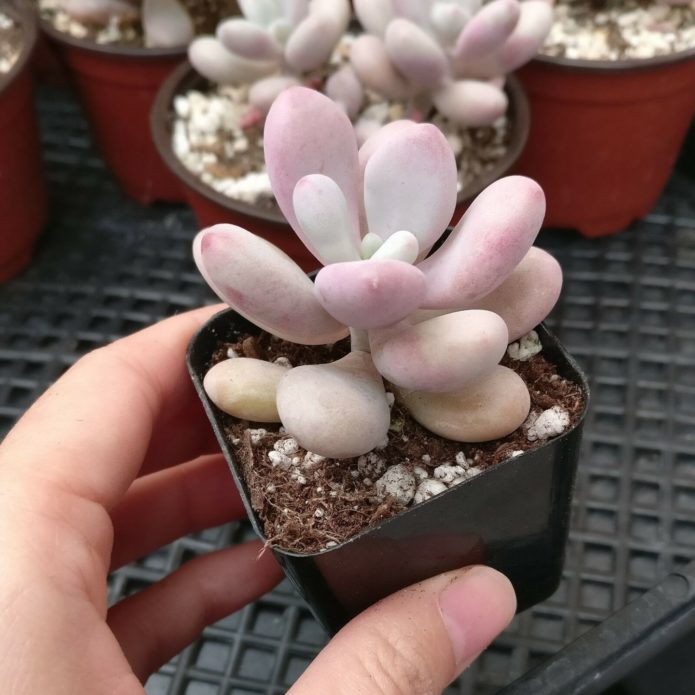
[514,49,695,237]
[152,62,529,271]
[0,4,47,283]
[39,18,186,204]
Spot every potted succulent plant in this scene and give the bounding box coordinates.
[36,0,238,203]
[187,87,589,633]
[515,0,695,237]
[151,0,541,268]
[0,1,47,282]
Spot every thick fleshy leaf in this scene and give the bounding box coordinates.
[277,351,390,459]
[370,310,509,392]
[363,123,457,255]
[249,75,300,114]
[238,0,282,26]
[417,176,546,308]
[325,66,364,120]
[432,80,507,126]
[469,247,562,341]
[61,0,136,23]
[385,18,448,87]
[350,34,414,101]
[280,0,309,26]
[314,260,427,329]
[353,0,395,36]
[142,0,194,47]
[265,87,362,256]
[284,0,350,72]
[430,2,470,44]
[216,18,282,60]
[391,0,433,25]
[193,225,347,344]
[188,37,277,84]
[292,175,361,264]
[371,230,419,264]
[358,120,419,173]
[453,0,520,64]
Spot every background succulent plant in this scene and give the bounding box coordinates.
[195,87,563,461]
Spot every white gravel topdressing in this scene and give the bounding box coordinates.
[0,13,21,74]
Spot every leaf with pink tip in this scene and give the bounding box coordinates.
[453,0,520,64]
[385,18,448,87]
[363,123,457,256]
[193,225,347,344]
[216,18,282,61]
[430,2,471,44]
[432,80,507,126]
[142,0,194,48]
[370,310,509,392]
[417,176,546,309]
[371,230,419,264]
[358,120,419,172]
[249,75,301,114]
[292,175,361,264]
[350,35,414,101]
[325,66,364,120]
[314,260,427,329]
[188,36,276,85]
[264,87,362,256]
[353,0,395,36]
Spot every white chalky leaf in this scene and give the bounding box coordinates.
[375,464,416,506]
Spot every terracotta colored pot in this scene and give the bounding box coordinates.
[151,62,530,271]
[0,4,47,283]
[39,18,186,204]
[515,49,695,237]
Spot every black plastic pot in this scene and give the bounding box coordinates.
[188,309,590,635]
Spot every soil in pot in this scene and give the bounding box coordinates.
[204,330,585,554]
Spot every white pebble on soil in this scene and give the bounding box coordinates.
[375,464,416,506]
[507,330,543,362]
[525,406,571,442]
[357,452,386,478]
[414,479,448,504]
[248,428,267,445]
[274,437,299,456]
[413,466,429,481]
[268,451,293,469]
[273,356,292,368]
[434,464,467,484]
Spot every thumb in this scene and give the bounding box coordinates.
[290,566,516,695]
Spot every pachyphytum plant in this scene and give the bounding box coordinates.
[55,0,196,47]
[196,87,563,460]
[351,0,554,128]
[188,0,361,119]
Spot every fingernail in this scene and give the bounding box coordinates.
[438,566,516,669]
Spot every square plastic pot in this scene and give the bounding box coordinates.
[0,3,47,283]
[514,50,695,237]
[188,308,590,635]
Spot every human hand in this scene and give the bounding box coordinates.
[0,307,516,694]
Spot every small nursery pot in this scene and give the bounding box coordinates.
[0,3,47,282]
[39,18,186,204]
[152,63,530,270]
[188,309,590,635]
[514,49,695,237]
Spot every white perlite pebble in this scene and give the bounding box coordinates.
[325,541,338,549]
[385,392,396,408]
[421,454,432,464]
[455,451,471,468]
[274,437,299,456]
[413,466,429,481]
[248,428,267,445]
[414,479,448,504]
[226,347,238,359]
[507,330,543,362]
[511,450,524,458]
[357,452,387,478]
[302,452,325,469]
[268,451,292,469]
[434,464,467,484]
[291,470,307,485]
[273,356,292,368]
[375,465,416,506]
[525,406,571,442]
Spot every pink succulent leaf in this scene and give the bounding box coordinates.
[432,80,507,126]
[467,246,563,341]
[358,120,419,173]
[371,230,419,264]
[384,18,448,87]
[350,35,414,101]
[238,0,282,25]
[277,352,390,459]
[216,18,282,61]
[429,2,471,44]
[363,123,457,256]
[249,75,301,115]
[292,175,361,264]
[453,0,520,65]
[314,260,427,329]
[370,309,509,392]
[360,233,384,259]
[279,0,309,25]
[264,87,362,250]
[142,0,194,47]
[59,0,137,23]
[418,176,546,308]
[325,66,365,121]
[188,37,276,84]
[391,0,434,25]
[284,0,350,73]
[193,225,347,345]
[353,0,395,37]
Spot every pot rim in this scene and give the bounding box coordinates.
[187,308,591,559]
[532,45,695,73]
[0,2,39,98]
[151,62,531,226]
[37,12,186,59]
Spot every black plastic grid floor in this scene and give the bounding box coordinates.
[0,86,694,694]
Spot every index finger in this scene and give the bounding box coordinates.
[0,304,225,510]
